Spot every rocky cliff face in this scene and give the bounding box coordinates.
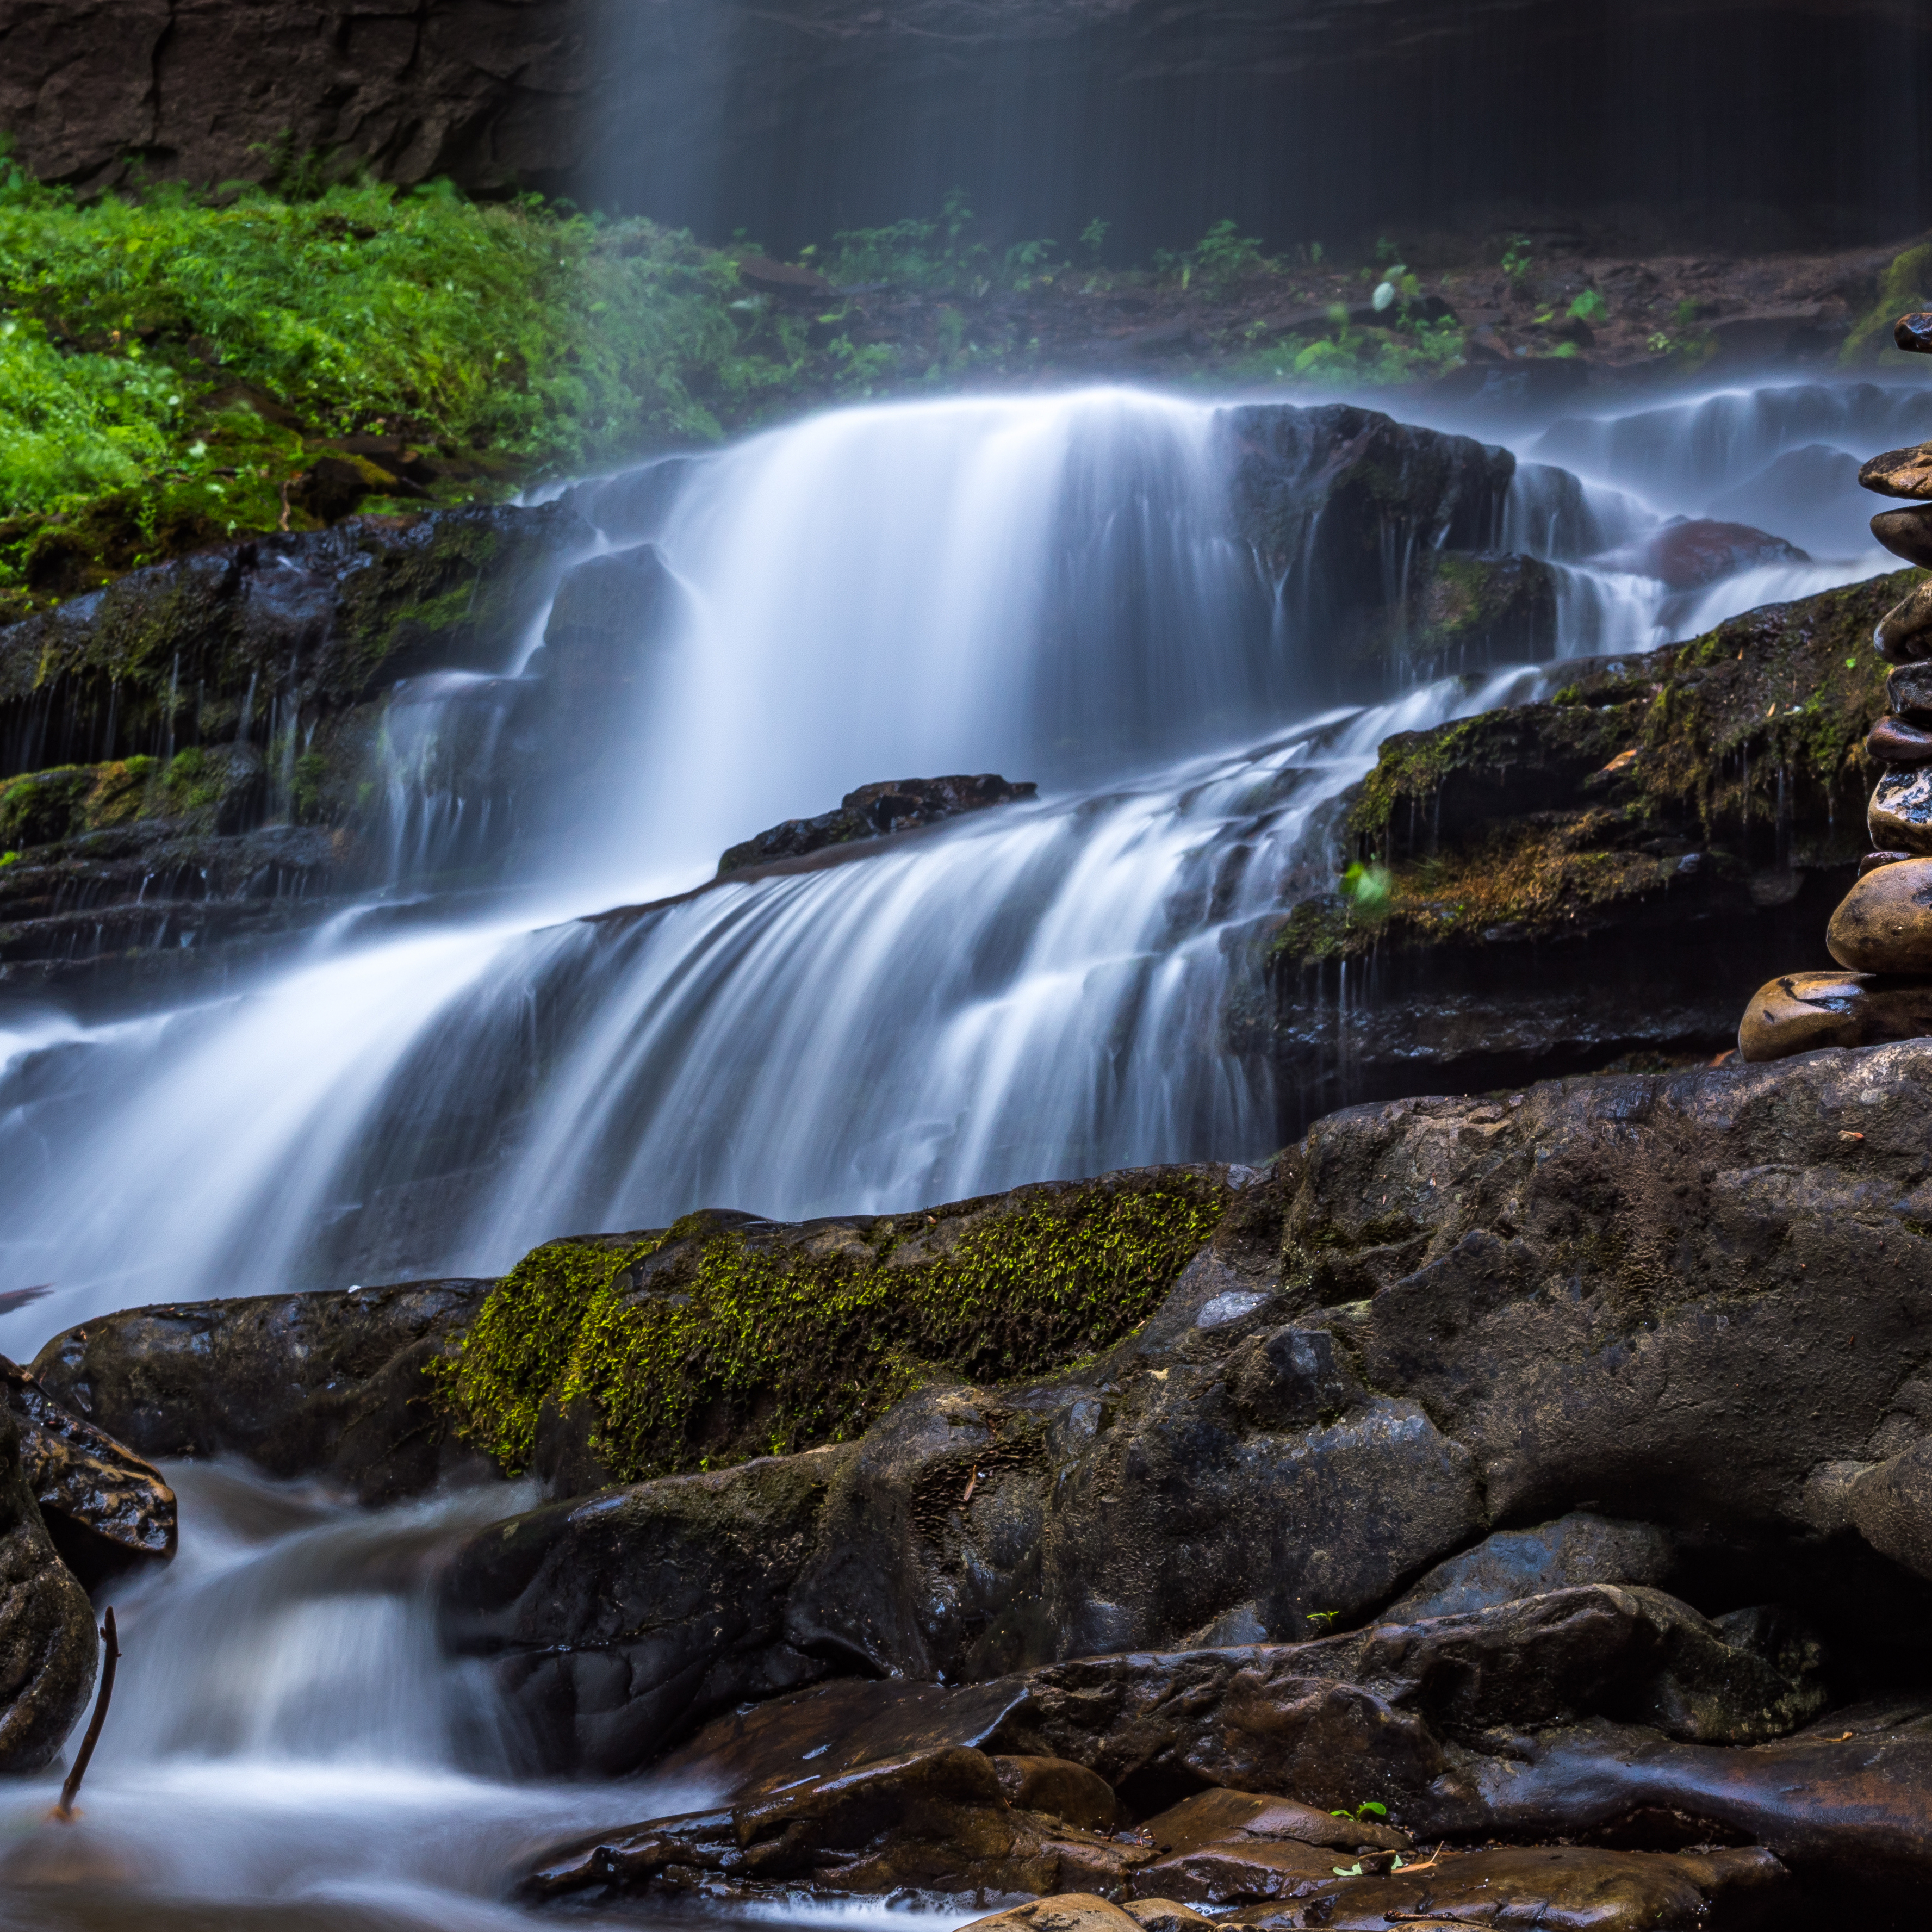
[3,2,1925,252]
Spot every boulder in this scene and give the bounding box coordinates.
[438,1446,853,1776]
[32,1278,499,1506]
[1264,570,1898,1123]
[1848,1441,1932,1581]
[1598,517,1809,592]
[717,774,1039,877]
[1382,1512,1675,1622]
[1,1355,174,1590]
[0,1403,97,1774]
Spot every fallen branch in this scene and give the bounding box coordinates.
[53,1606,119,1823]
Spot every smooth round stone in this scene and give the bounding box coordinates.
[1871,767,1932,850]
[1739,968,1932,1062]
[1861,443,1932,500]
[1877,578,1932,662]
[1889,662,1932,718]
[1869,716,1932,764]
[1873,506,1932,569]
[1863,849,1912,876]
[1897,312,1932,354]
[1828,856,1932,972]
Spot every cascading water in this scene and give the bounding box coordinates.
[0,370,1917,1927]
[0,381,1902,1352]
[0,1463,738,1929]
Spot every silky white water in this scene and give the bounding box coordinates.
[0,373,1920,1926]
[0,380,1914,1357]
[0,1463,981,1931]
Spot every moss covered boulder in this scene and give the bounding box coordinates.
[1264,567,1903,1120]
[437,1166,1234,1495]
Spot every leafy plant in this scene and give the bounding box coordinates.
[1188,219,1270,294]
[1501,234,1533,285]
[1569,289,1608,322]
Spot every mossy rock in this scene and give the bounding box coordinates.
[1273,569,1902,970]
[437,1167,1233,1487]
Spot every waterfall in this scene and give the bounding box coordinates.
[0,1463,721,1924]
[0,382,1904,1356]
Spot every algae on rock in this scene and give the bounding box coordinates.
[438,1170,1232,1487]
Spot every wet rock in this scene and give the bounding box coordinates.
[1380,551,1558,676]
[1382,1513,1675,1622]
[1138,1787,1409,1856]
[537,543,685,703]
[1860,442,1932,500]
[1601,517,1809,591]
[1827,855,1932,972]
[523,1744,1148,1903]
[32,1278,498,1506]
[0,1403,97,1774]
[1872,504,1932,568]
[1736,967,1932,1060]
[438,1447,853,1776]
[1264,571,1897,1120]
[1468,1717,1932,1893]
[1,1355,174,1590]
[1847,1440,1932,1581]
[968,1898,1145,1932]
[1868,713,1932,762]
[1889,660,1932,717]
[1220,405,1518,697]
[1869,765,1932,850]
[717,773,1039,876]
[996,1756,1121,1833]
[1875,577,1932,661]
[1122,1902,1214,1932]
[1130,1838,1343,1904]
[1897,312,1932,354]
[1224,1844,1787,1932]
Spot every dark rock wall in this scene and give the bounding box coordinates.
[3,3,1929,253]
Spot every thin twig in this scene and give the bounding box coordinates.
[54,1606,119,1823]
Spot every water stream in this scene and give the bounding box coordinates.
[0,371,1926,1923]
[1,378,1920,1352]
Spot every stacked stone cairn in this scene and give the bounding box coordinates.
[1741,312,1932,1059]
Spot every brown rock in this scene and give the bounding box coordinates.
[0,1403,97,1774]
[1827,856,1932,972]
[1139,1788,1408,1858]
[1895,311,1932,354]
[1872,506,1932,569]
[1737,968,1932,1061]
[1875,577,1932,661]
[1888,660,1932,717]
[1860,443,1932,500]
[1871,766,1932,851]
[1224,1844,1786,1932]
[1862,849,1912,875]
[1130,1838,1346,1904]
[1,1355,174,1589]
[1868,715,1932,763]
[523,1744,1148,1903]
[1122,1902,1215,1932]
[996,1756,1121,1834]
[962,1898,1145,1932]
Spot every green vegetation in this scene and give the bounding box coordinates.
[1843,240,1932,364]
[438,1173,1230,1483]
[1273,571,1900,971]
[0,162,818,611]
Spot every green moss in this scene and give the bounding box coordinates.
[1275,570,1901,967]
[1842,243,1932,365]
[440,1174,1230,1483]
